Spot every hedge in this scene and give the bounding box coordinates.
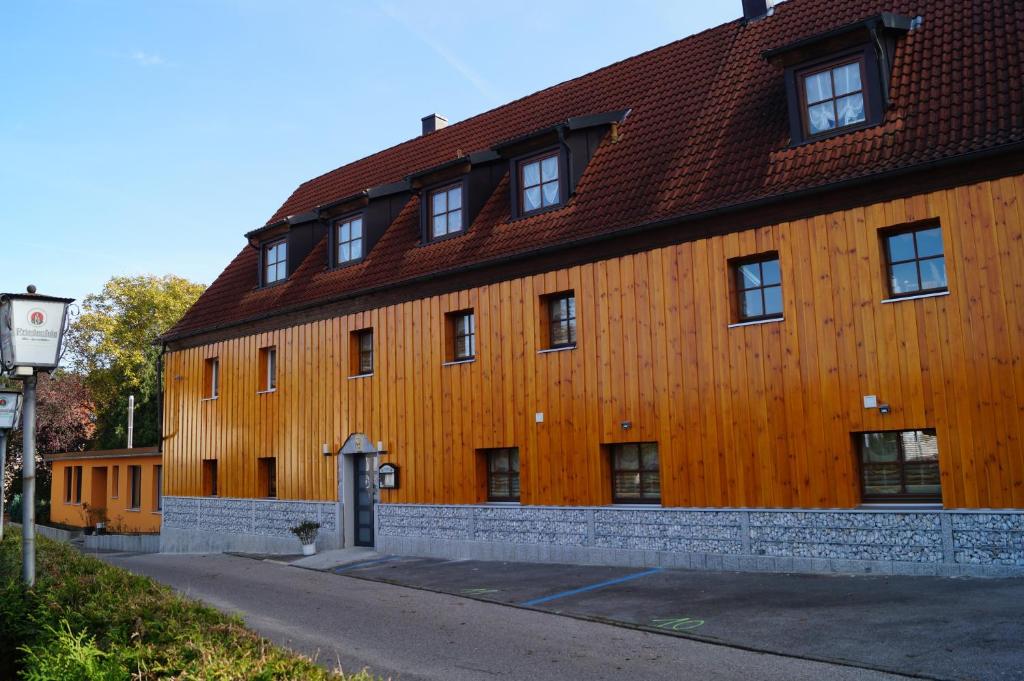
[0,532,377,680]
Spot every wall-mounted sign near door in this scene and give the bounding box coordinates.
[378,463,399,489]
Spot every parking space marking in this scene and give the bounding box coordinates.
[461,588,500,595]
[331,556,400,573]
[518,568,663,607]
[650,616,705,631]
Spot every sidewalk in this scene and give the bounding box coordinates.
[267,551,1024,681]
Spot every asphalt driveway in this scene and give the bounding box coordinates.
[101,552,918,681]
[322,555,1024,681]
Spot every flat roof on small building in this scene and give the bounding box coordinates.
[44,446,161,462]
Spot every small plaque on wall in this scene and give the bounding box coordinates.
[378,463,399,489]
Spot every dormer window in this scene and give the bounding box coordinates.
[519,152,560,214]
[335,215,364,265]
[800,58,866,137]
[263,238,287,285]
[764,13,912,147]
[429,184,463,240]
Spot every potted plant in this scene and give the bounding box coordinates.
[290,520,320,556]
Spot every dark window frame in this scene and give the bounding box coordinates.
[783,45,884,146]
[857,429,942,503]
[333,212,366,267]
[128,465,142,510]
[154,464,163,512]
[259,346,277,392]
[202,459,219,497]
[204,357,219,399]
[731,253,784,323]
[261,237,288,286]
[543,291,577,349]
[448,309,476,362]
[351,328,374,377]
[426,182,466,242]
[516,150,563,217]
[881,223,948,299]
[796,55,870,140]
[484,448,520,502]
[64,467,73,503]
[610,443,661,504]
[73,465,82,504]
[258,457,277,499]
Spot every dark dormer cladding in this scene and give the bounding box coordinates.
[764,12,913,145]
[496,109,630,220]
[244,182,412,285]
[410,150,504,243]
[408,108,630,242]
[246,211,327,288]
[241,110,628,283]
[321,181,412,268]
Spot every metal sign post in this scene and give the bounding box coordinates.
[0,287,74,587]
[0,430,7,543]
[20,375,36,585]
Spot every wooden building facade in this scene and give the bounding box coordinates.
[157,0,1024,573]
[163,175,1024,511]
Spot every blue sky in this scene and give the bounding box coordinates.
[0,1,738,306]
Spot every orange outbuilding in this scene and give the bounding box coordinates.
[46,447,162,534]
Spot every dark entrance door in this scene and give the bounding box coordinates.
[353,455,374,547]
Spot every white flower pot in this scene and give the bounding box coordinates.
[302,543,316,556]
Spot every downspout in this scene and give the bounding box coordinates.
[156,342,165,452]
[556,126,573,198]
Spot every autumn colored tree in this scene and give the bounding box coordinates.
[2,372,95,512]
[65,275,206,450]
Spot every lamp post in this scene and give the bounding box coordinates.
[0,286,74,586]
[0,389,23,543]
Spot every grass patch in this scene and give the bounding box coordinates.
[0,533,377,680]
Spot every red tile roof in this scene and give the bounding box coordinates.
[165,0,1024,341]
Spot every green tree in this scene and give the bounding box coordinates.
[66,275,205,450]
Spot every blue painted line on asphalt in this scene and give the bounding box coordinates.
[332,556,399,573]
[518,568,663,607]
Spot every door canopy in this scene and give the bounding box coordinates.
[338,433,381,456]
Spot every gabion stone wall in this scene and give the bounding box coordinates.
[378,504,1024,577]
[161,496,340,553]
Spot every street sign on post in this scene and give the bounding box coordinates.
[0,389,21,543]
[0,287,74,586]
[0,390,21,430]
[0,290,74,372]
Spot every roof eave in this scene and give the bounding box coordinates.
[161,141,1024,345]
[763,12,912,63]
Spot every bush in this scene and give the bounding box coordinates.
[19,620,125,681]
[0,533,378,680]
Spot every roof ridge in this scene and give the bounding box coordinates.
[267,13,746,225]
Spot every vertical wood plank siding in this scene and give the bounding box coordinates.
[163,175,1024,509]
